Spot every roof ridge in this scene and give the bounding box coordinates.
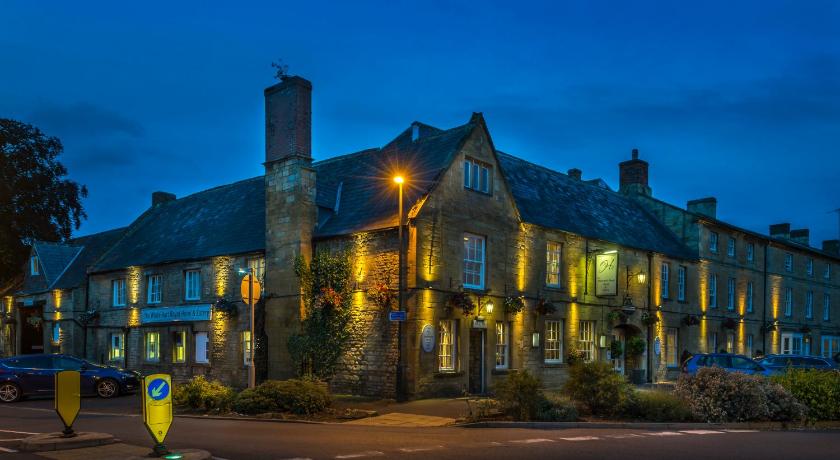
[47,246,84,290]
[496,150,611,193]
[313,148,380,167]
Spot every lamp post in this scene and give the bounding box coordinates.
[394,175,406,400]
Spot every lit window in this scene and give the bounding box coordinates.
[824,294,831,322]
[147,275,162,304]
[195,332,209,364]
[708,274,717,309]
[727,238,736,257]
[677,266,686,301]
[30,256,39,275]
[660,263,670,299]
[746,281,754,313]
[746,243,755,262]
[185,270,201,300]
[109,333,124,361]
[544,320,563,363]
[746,334,754,358]
[726,332,735,354]
[709,232,719,253]
[112,279,126,307]
[807,259,814,277]
[727,278,736,311]
[463,158,491,194]
[495,322,509,369]
[578,320,595,362]
[248,257,266,288]
[463,234,485,289]
[243,330,252,365]
[707,332,718,353]
[784,253,793,272]
[438,320,456,371]
[821,336,839,359]
[785,288,793,317]
[145,332,160,362]
[545,242,562,287]
[806,291,813,319]
[665,328,678,367]
[172,331,186,363]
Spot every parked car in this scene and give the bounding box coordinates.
[681,353,772,376]
[0,354,139,403]
[755,354,838,374]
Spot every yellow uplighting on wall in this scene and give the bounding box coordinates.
[53,290,62,310]
[128,307,140,327]
[127,266,142,304]
[352,233,370,285]
[214,256,233,297]
[516,223,531,292]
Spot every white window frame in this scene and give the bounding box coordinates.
[145,332,160,362]
[746,243,755,262]
[579,320,596,362]
[109,333,124,361]
[821,336,839,359]
[243,330,252,366]
[707,332,718,354]
[781,332,803,355]
[185,270,201,301]
[709,232,719,253]
[248,257,266,288]
[807,259,814,277]
[30,256,39,275]
[708,274,717,309]
[545,242,562,287]
[544,320,563,364]
[665,327,678,367]
[438,320,457,372]
[463,158,491,194]
[727,238,736,257]
[726,331,735,354]
[746,281,754,313]
[824,294,831,322]
[495,321,509,369]
[825,264,832,280]
[805,291,814,319]
[195,332,210,364]
[462,234,485,289]
[785,253,793,272]
[660,263,670,300]
[785,287,793,317]
[727,277,736,311]
[746,334,754,358]
[172,330,186,363]
[147,274,162,304]
[112,279,126,307]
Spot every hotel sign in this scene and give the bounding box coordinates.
[141,304,212,324]
[595,253,618,296]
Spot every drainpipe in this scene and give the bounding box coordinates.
[84,274,91,360]
[647,252,654,383]
[762,243,768,355]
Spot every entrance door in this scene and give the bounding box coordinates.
[19,305,44,354]
[468,329,485,394]
[612,331,625,375]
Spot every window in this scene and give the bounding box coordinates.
[676,266,686,301]
[195,332,209,364]
[463,158,491,194]
[727,238,736,257]
[438,320,456,371]
[746,282,754,313]
[708,274,717,309]
[824,294,831,322]
[707,332,718,354]
[785,287,793,317]
[660,263,670,299]
[147,275,162,304]
[746,334,754,358]
[243,330,252,365]
[709,232,719,253]
[822,336,840,359]
[109,333,124,361]
[248,257,266,288]
[52,323,61,344]
[544,320,563,363]
[825,264,832,280]
[665,328,678,367]
[746,243,755,262]
[30,256,39,275]
[185,270,201,300]
[112,279,126,307]
[145,332,160,362]
[495,322,509,369]
[173,331,186,363]
[462,234,485,289]
[579,321,595,362]
[807,259,814,277]
[806,291,813,319]
[726,332,735,354]
[781,332,803,355]
[727,278,736,311]
[545,242,562,287]
[784,253,793,272]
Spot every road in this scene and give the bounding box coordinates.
[1,396,839,459]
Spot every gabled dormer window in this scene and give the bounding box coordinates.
[464,158,491,194]
[30,256,39,275]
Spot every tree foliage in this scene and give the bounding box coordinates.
[0,118,87,282]
[288,250,353,380]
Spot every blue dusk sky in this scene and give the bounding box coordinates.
[2,1,839,244]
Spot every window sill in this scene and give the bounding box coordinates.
[491,368,512,375]
[433,371,463,379]
[542,362,565,368]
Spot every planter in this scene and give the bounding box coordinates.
[630,370,646,385]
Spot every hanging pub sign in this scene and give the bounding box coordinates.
[595,252,618,296]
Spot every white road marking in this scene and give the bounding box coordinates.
[511,438,555,444]
[605,434,646,439]
[0,438,24,441]
[559,436,600,441]
[644,431,683,436]
[0,429,39,435]
[723,429,759,433]
[680,430,724,435]
[0,406,138,417]
[0,446,18,453]
[335,451,385,459]
[399,445,444,453]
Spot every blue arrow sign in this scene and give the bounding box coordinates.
[389,311,406,322]
[147,378,169,401]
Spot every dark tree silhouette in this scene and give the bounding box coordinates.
[0,118,87,282]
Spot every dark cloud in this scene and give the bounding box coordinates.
[28,103,144,139]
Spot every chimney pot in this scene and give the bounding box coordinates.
[152,191,176,206]
[769,223,791,239]
[567,168,582,180]
[790,228,810,246]
[632,148,639,160]
[822,240,840,256]
[618,149,651,196]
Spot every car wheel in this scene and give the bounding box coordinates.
[0,383,21,403]
[96,379,119,398]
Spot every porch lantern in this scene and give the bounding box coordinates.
[531,331,540,348]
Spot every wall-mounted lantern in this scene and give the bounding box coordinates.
[531,332,540,348]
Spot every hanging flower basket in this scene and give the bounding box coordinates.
[682,314,700,327]
[213,298,240,319]
[447,292,476,317]
[366,282,396,311]
[608,310,629,324]
[800,325,812,334]
[609,340,624,358]
[640,311,659,326]
[722,317,738,330]
[503,296,525,315]
[79,309,100,325]
[535,298,557,316]
[566,348,587,365]
[761,322,777,333]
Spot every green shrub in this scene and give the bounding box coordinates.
[772,369,840,420]
[173,376,236,413]
[621,390,695,422]
[233,378,331,415]
[675,367,805,423]
[492,370,544,421]
[536,393,578,422]
[563,361,633,416]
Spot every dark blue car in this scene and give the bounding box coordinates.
[0,354,139,402]
[681,353,772,376]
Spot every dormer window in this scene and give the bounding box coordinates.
[30,256,39,275]
[464,158,491,194]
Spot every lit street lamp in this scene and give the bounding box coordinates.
[394,175,406,400]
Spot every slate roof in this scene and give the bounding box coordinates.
[496,152,696,260]
[52,228,127,289]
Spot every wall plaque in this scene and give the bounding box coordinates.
[421,324,435,353]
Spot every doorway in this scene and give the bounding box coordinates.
[19,305,44,354]
[468,329,485,394]
[612,331,626,375]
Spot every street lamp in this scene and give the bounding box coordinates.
[394,174,406,400]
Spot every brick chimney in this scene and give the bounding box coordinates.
[769,223,791,240]
[263,76,316,380]
[567,168,582,181]
[790,229,810,246]
[687,197,717,219]
[822,240,839,256]
[619,148,651,196]
[151,191,176,206]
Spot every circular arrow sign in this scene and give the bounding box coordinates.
[147,378,170,401]
[241,274,262,305]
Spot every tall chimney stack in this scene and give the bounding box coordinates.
[790,229,810,246]
[769,223,791,240]
[687,197,717,219]
[265,76,312,163]
[619,148,651,196]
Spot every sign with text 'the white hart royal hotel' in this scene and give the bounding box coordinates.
[140,304,212,324]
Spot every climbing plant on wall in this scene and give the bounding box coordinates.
[288,250,353,380]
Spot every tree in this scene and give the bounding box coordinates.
[0,118,87,282]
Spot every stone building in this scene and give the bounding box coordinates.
[3,75,838,398]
